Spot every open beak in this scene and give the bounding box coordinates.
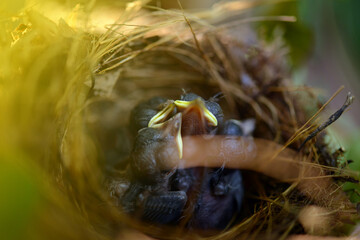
[174,98,218,127]
[151,113,183,159]
[148,97,218,159]
[148,101,175,128]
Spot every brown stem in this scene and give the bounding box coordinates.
[159,135,353,209]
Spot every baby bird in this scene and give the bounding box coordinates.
[120,93,252,230]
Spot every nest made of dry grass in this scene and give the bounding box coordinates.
[0,1,358,240]
[85,3,358,239]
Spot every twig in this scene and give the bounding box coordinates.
[267,86,344,164]
[299,92,354,150]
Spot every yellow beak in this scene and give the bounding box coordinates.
[148,101,175,128]
[151,113,183,159]
[147,97,218,160]
[174,98,218,127]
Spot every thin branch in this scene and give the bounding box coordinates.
[299,92,354,150]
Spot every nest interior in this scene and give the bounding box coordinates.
[1,2,359,240]
[85,9,358,240]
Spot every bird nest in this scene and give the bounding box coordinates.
[1,1,358,240]
[83,3,358,240]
